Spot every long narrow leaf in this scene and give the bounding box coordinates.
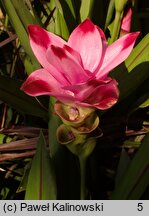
[49,114,61,157]
[104,0,115,30]
[1,0,40,71]
[60,0,77,32]
[110,34,149,104]
[25,132,57,199]
[11,0,42,31]
[80,0,95,21]
[115,148,131,186]
[125,33,149,72]
[46,0,69,39]
[64,0,76,19]
[54,0,69,40]
[111,133,149,199]
[113,62,149,103]
[56,9,69,40]
[0,75,48,119]
[48,97,61,157]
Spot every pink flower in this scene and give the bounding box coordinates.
[120,8,132,36]
[21,19,139,110]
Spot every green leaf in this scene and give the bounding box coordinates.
[110,34,149,108]
[139,98,149,108]
[46,0,56,33]
[108,64,149,116]
[112,62,149,104]
[109,10,121,44]
[63,0,76,19]
[111,133,149,199]
[80,0,95,21]
[17,162,31,193]
[11,0,42,31]
[25,132,57,199]
[48,97,61,157]
[115,148,131,186]
[59,0,77,33]
[1,0,40,71]
[57,9,69,40]
[49,115,62,157]
[104,0,115,30]
[46,0,70,40]
[0,75,48,119]
[53,0,69,40]
[125,33,149,72]
[0,134,12,144]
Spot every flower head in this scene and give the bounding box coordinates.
[21,19,139,110]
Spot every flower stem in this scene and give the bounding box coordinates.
[79,156,87,200]
[109,11,122,44]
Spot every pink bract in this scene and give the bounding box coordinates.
[21,19,139,110]
[121,8,132,34]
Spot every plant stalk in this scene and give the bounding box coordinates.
[110,11,122,44]
[79,156,87,200]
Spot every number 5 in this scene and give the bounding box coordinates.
[137,203,143,211]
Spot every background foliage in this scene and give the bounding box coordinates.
[0,0,149,200]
